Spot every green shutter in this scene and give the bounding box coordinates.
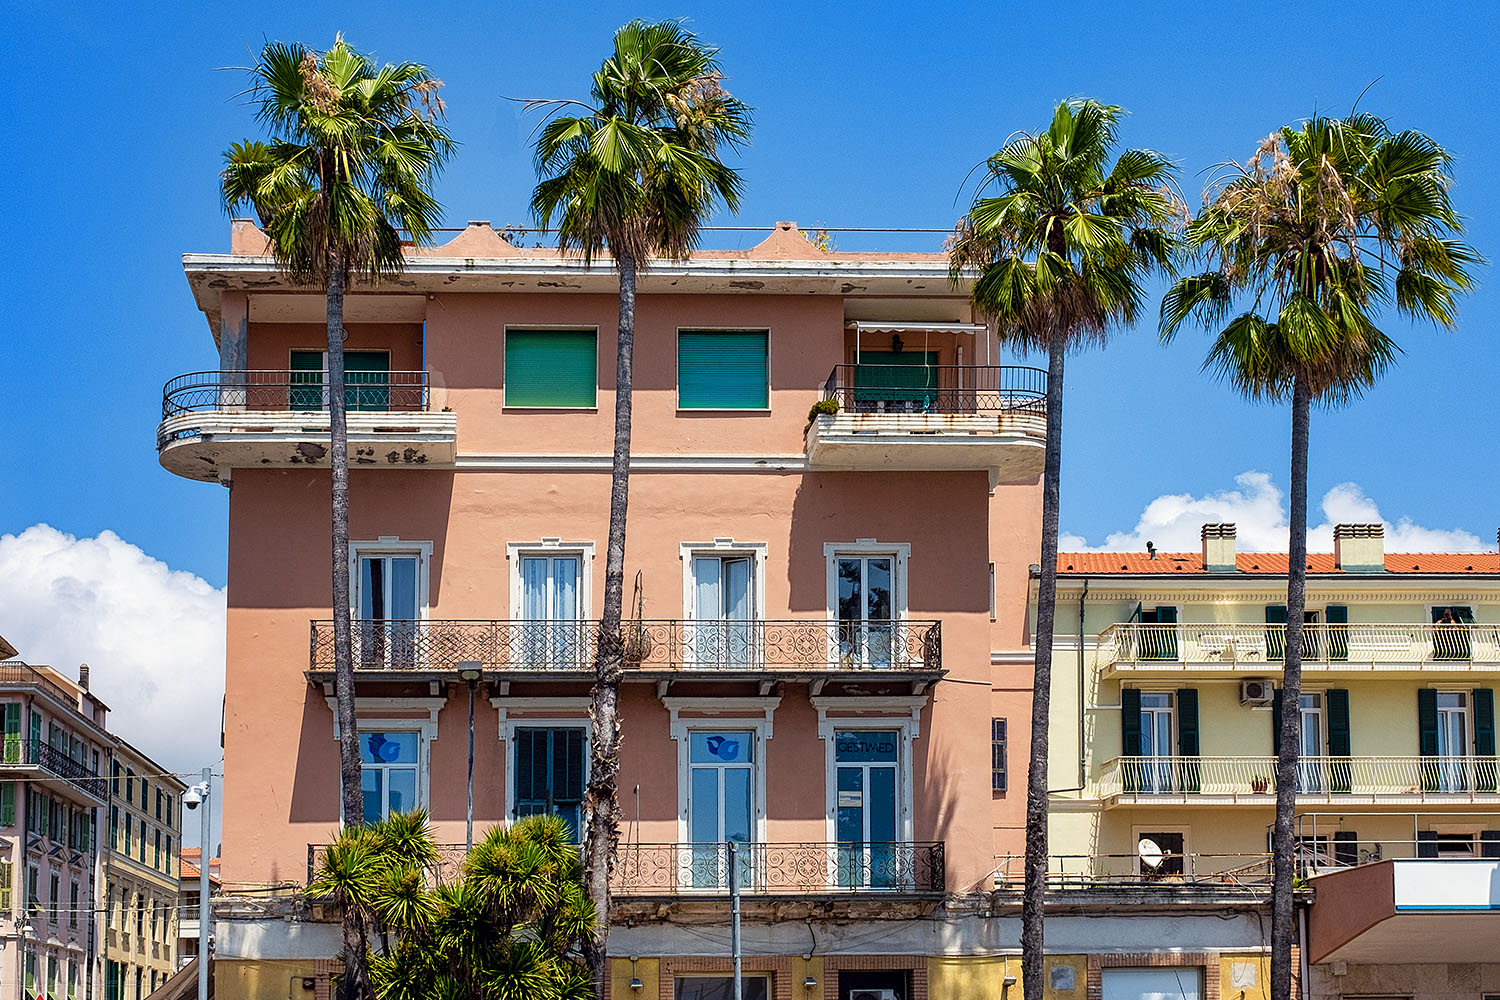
[1325,605,1348,661]
[290,349,324,410]
[1156,606,1178,660]
[2,704,18,764]
[504,331,597,408]
[1481,830,1500,859]
[1271,686,1284,754]
[1418,688,1439,791]
[556,728,585,804]
[678,331,768,409]
[1417,830,1438,858]
[344,351,391,412]
[0,783,12,826]
[1475,688,1496,792]
[1177,688,1200,793]
[1121,688,1142,792]
[515,728,543,816]
[851,351,939,411]
[1265,605,1287,661]
[1327,689,1352,793]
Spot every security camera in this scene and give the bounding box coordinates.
[183,786,203,810]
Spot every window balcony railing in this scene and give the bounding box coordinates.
[820,364,1046,415]
[1096,622,1500,671]
[1,737,107,800]
[308,618,942,675]
[160,369,430,421]
[993,852,1274,891]
[1099,755,1500,800]
[612,842,946,896]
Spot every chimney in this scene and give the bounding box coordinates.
[78,662,90,691]
[1334,523,1385,573]
[1201,523,1237,573]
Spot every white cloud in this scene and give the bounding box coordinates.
[1063,472,1487,553]
[0,524,225,779]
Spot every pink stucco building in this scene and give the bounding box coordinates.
[162,220,1048,1000]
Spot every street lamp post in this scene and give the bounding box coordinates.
[458,662,481,850]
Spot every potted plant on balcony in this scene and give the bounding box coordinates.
[1251,775,1270,794]
[623,578,654,667]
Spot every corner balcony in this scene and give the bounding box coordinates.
[805,364,1046,480]
[1097,622,1500,677]
[0,738,107,804]
[1098,755,1500,807]
[307,618,942,690]
[157,370,457,483]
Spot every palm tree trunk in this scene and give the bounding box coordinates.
[1271,373,1311,1000]
[584,250,636,993]
[327,261,365,1000]
[1022,328,1065,1000]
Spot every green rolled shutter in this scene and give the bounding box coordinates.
[1327,689,1352,793]
[2,704,18,764]
[0,783,13,826]
[678,331,769,409]
[1177,688,1200,793]
[290,349,324,411]
[1325,604,1348,661]
[1265,605,1287,661]
[504,331,597,408]
[1475,688,1496,792]
[1418,688,1439,791]
[344,351,391,411]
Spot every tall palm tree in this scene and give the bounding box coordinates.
[1161,112,1476,1000]
[528,19,751,989]
[950,100,1179,999]
[222,36,453,1000]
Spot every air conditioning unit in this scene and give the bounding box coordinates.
[1240,679,1275,705]
[849,992,898,1000]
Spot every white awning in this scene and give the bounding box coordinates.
[847,321,987,335]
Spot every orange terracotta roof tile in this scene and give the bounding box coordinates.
[1056,552,1500,574]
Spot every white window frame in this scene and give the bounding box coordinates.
[812,696,921,845]
[506,540,595,620]
[665,697,777,844]
[823,539,910,621]
[349,537,433,618]
[493,697,593,825]
[327,697,443,826]
[680,540,768,621]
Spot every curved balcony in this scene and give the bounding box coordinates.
[157,370,457,482]
[806,364,1046,481]
[307,618,942,683]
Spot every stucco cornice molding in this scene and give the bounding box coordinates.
[326,696,446,740]
[810,694,927,740]
[662,696,780,741]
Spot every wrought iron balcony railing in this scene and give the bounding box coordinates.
[1099,755,1500,799]
[161,370,430,419]
[820,364,1046,415]
[612,842,945,896]
[1097,622,1500,670]
[0,737,107,800]
[308,618,942,674]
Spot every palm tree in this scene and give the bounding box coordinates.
[1161,112,1477,1000]
[222,36,453,1000]
[950,100,1180,999]
[528,19,751,988]
[311,811,592,1000]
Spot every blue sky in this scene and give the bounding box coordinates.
[0,1,1495,789]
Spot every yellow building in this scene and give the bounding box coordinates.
[1036,522,1500,1000]
[101,741,186,1000]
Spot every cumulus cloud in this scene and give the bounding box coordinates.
[0,524,225,779]
[1062,472,1487,553]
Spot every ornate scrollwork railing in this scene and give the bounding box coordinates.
[611,842,946,895]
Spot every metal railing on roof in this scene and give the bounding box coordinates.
[0,662,79,706]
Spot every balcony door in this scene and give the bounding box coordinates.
[519,555,583,668]
[1138,693,1175,792]
[834,730,901,889]
[357,551,420,668]
[1298,693,1326,792]
[686,731,755,888]
[851,350,938,413]
[290,350,392,412]
[1432,606,1475,660]
[836,555,895,668]
[1435,691,1471,791]
[692,556,755,668]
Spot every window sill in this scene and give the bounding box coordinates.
[501,405,600,413]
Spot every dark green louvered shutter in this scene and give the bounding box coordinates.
[1121,688,1142,793]
[1333,830,1358,866]
[0,782,13,826]
[1475,688,1496,792]
[1481,830,1500,859]
[515,728,544,817]
[678,331,769,409]
[1156,606,1178,660]
[556,728,585,805]
[1177,688,1200,792]
[1327,689,1351,793]
[1266,605,1288,661]
[1325,605,1349,661]
[2,704,18,764]
[1418,688,1440,791]
[1272,687,1284,754]
[504,331,598,408]
[1417,830,1438,858]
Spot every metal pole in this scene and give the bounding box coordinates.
[465,678,477,850]
[198,767,212,1000]
[728,840,742,1000]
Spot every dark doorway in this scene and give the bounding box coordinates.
[839,969,911,1000]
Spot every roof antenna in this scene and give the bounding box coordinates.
[1146,541,1156,560]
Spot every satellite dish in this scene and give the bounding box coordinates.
[1138,838,1165,870]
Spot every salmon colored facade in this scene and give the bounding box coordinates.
[166,221,1061,1000]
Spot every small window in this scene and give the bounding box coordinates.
[504,330,598,408]
[678,330,769,409]
[992,718,1008,791]
[359,730,421,823]
[675,976,771,1000]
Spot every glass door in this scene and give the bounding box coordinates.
[837,555,895,668]
[518,556,583,668]
[834,730,900,889]
[1298,693,1326,792]
[357,553,419,668]
[686,731,755,888]
[692,557,755,668]
[1436,692,1471,791]
[1139,693,1175,792]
